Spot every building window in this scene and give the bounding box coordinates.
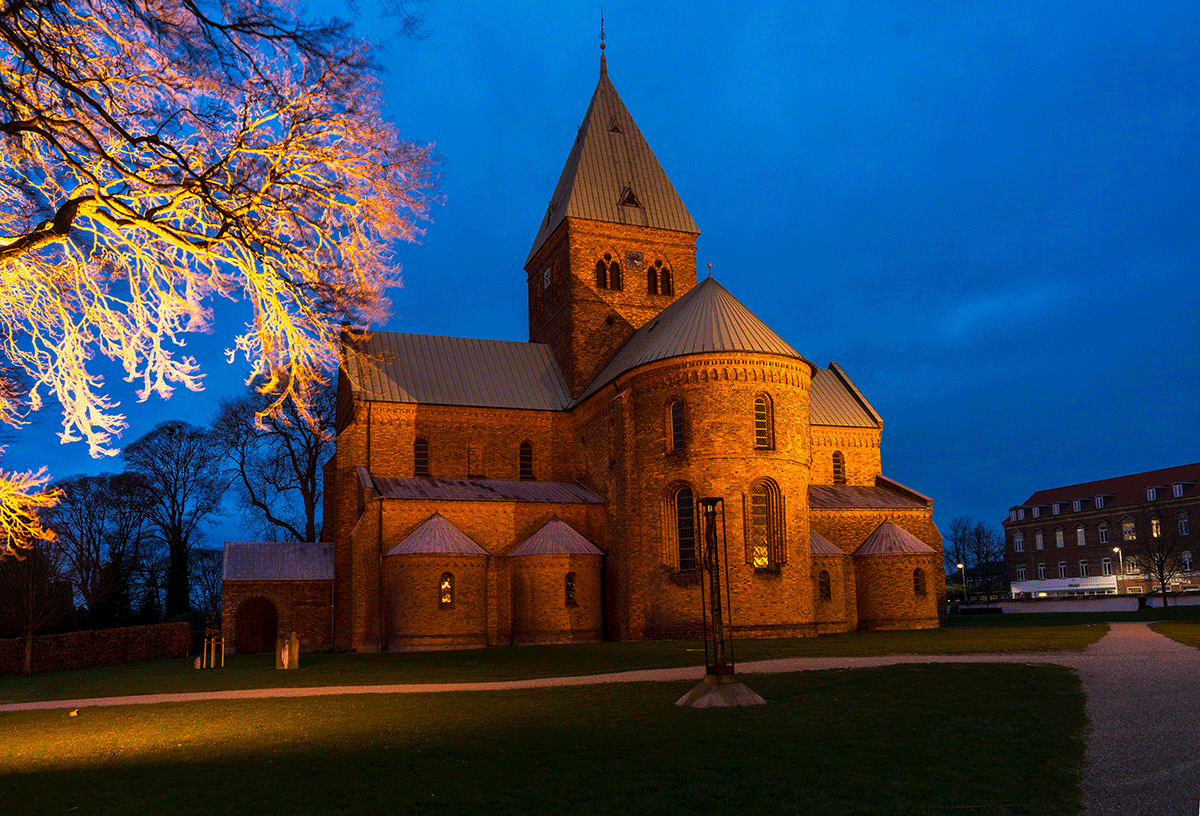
[1179,513,1190,537]
[565,572,577,606]
[1075,526,1086,547]
[595,258,607,288]
[818,570,831,600]
[1037,563,1046,580]
[439,573,453,608]
[609,259,622,290]
[676,487,696,572]
[1016,565,1027,581]
[1052,503,1060,515]
[1147,487,1157,501]
[1122,519,1136,541]
[1150,517,1162,538]
[1127,556,1139,574]
[1014,533,1024,553]
[519,441,534,480]
[1096,496,1106,509]
[1033,506,1041,518]
[415,438,430,477]
[1079,560,1089,577]
[1174,483,1185,498]
[1009,510,1017,521]
[669,400,685,452]
[748,480,784,569]
[832,451,846,485]
[1182,551,1193,572]
[1098,523,1108,544]
[1054,528,1064,548]
[753,394,774,450]
[1018,508,1025,520]
[1073,499,1082,512]
[647,259,672,295]
[1058,562,1067,579]
[1035,530,1044,550]
[913,568,926,596]
[595,253,621,290]
[1102,558,1112,576]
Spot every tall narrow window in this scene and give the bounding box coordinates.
[1150,517,1162,538]
[753,394,774,450]
[832,451,846,485]
[669,400,685,452]
[818,570,832,600]
[1127,556,1139,574]
[660,265,673,296]
[439,573,453,608]
[1054,528,1064,548]
[676,487,696,571]
[1079,560,1089,577]
[1075,526,1085,547]
[913,568,927,596]
[1122,519,1136,541]
[1037,563,1046,580]
[415,438,430,477]
[609,260,622,290]
[1058,562,1067,579]
[1016,565,1027,581]
[595,259,607,288]
[1035,530,1044,550]
[1102,558,1111,576]
[565,572,577,606]
[1014,533,1025,552]
[647,266,658,295]
[750,484,771,568]
[1183,551,1193,572]
[1179,514,1190,536]
[519,441,534,480]
[1098,523,1109,544]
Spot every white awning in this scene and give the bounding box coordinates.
[1011,576,1117,594]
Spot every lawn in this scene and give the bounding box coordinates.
[1149,621,1200,648]
[0,622,1108,704]
[0,663,1085,816]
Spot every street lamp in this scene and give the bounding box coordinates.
[957,562,966,604]
[1113,547,1124,595]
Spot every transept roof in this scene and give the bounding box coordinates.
[525,65,699,266]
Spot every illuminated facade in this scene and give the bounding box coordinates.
[225,57,944,651]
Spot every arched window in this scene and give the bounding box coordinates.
[565,572,577,606]
[414,438,430,477]
[1054,527,1064,548]
[818,570,832,600]
[748,480,785,569]
[595,258,607,288]
[675,487,696,571]
[1122,518,1136,541]
[669,400,684,452]
[1079,560,1089,577]
[608,259,621,290]
[913,568,926,596]
[660,263,673,296]
[832,451,846,485]
[647,266,658,295]
[1034,529,1044,550]
[519,441,534,480]
[647,259,671,295]
[1150,517,1162,538]
[439,573,453,608]
[1179,513,1190,537]
[1183,551,1193,572]
[1098,522,1109,544]
[1013,533,1024,552]
[753,394,774,450]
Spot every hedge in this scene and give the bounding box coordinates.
[0,621,191,676]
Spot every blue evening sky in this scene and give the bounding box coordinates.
[5,0,1198,544]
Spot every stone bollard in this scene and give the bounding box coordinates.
[275,635,289,670]
[288,631,299,670]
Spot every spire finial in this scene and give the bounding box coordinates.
[600,8,607,75]
[707,262,712,279]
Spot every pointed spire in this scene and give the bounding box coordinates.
[600,8,607,75]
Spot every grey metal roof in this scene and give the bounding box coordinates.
[526,64,699,266]
[810,363,882,428]
[371,476,605,505]
[809,530,845,556]
[855,521,936,556]
[386,513,488,556]
[808,484,928,510]
[577,276,811,401]
[345,331,571,410]
[508,515,605,556]
[223,541,334,581]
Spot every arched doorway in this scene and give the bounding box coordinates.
[235,597,278,653]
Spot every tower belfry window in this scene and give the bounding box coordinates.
[595,253,621,290]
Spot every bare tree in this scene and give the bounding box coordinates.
[1130,512,1191,605]
[0,0,436,549]
[189,546,224,622]
[122,421,225,620]
[966,521,1007,601]
[211,379,334,542]
[0,544,75,674]
[945,516,972,575]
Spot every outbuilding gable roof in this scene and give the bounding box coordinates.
[507,515,605,556]
[854,521,936,556]
[526,65,699,266]
[223,541,334,581]
[385,513,488,556]
[344,331,572,411]
[577,275,811,401]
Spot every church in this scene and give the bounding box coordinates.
[222,52,944,653]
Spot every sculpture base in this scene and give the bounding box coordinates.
[675,673,766,708]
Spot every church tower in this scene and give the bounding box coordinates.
[525,49,701,397]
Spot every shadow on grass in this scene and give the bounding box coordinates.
[1,664,1084,816]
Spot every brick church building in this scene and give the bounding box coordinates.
[222,54,944,653]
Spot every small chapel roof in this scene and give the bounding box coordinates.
[507,515,605,556]
[344,331,572,411]
[854,520,936,556]
[223,541,334,581]
[525,64,699,266]
[385,512,488,556]
[370,475,605,505]
[576,275,812,401]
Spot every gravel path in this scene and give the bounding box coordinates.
[3,622,1197,816]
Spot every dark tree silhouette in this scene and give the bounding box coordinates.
[0,544,74,674]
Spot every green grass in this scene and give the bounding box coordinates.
[0,623,1108,704]
[0,663,1085,816]
[1149,621,1200,648]
[948,605,1200,627]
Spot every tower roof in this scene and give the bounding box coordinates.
[575,275,813,401]
[525,67,699,266]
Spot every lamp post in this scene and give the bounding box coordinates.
[1113,547,1124,595]
[957,562,966,604]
